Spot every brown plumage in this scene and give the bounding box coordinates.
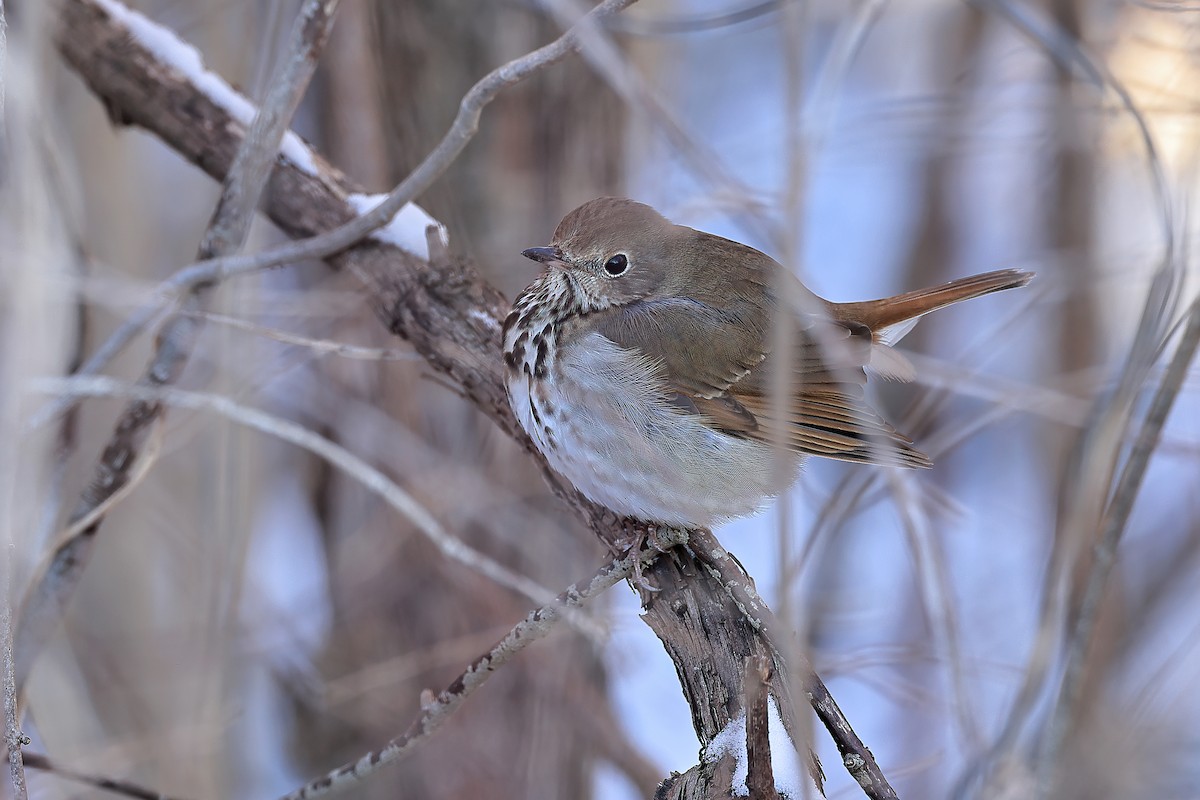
[504,197,1032,526]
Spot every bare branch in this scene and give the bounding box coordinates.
[200,0,342,257]
[47,6,899,796]
[688,529,897,799]
[1039,296,1200,785]
[14,0,341,688]
[744,656,781,800]
[35,0,639,417]
[21,750,187,800]
[274,547,664,800]
[0,2,29,795]
[29,376,572,618]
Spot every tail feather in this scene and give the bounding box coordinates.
[833,269,1034,334]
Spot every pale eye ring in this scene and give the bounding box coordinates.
[604,254,629,276]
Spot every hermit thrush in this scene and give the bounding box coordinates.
[504,197,1031,528]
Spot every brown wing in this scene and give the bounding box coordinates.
[723,388,931,468]
[594,293,772,400]
[719,316,932,468]
[595,296,932,469]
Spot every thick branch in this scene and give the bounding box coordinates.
[50,2,897,797]
[15,0,341,689]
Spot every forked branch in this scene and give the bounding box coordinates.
[46,2,899,797]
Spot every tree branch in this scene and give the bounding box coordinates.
[14,0,341,688]
[1039,297,1200,786]
[0,1,29,795]
[274,546,662,800]
[22,750,189,800]
[30,376,574,619]
[46,2,899,797]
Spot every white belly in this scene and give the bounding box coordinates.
[507,331,796,527]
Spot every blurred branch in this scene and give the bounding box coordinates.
[31,376,570,619]
[14,0,341,690]
[187,311,424,361]
[271,542,669,800]
[885,471,980,748]
[0,0,6,158]
[21,750,189,800]
[606,0,779,36]
[969,0,1173,262]
[49,4,899,797]
[0,1,28,795]
[957,4,1182,789]
[37,0,638,418]
[1039,296,1200,787]
[37,416,163,559]
[543,0,776,247]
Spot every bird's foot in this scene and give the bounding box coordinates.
[619,522,689,596]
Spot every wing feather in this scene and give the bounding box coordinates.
[590,267,931,468]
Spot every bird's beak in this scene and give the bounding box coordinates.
[521,246,565,265]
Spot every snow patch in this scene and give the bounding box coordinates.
[702,696,811,799]
[92,1,451,261]
[93,0,317,175]
[706,707,750,795]
[346,193,448,261]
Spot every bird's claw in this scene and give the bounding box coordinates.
[620,524,689,598]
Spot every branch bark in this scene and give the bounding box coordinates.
[15,0,341,689]
[1,2,30,796]
[47,2,899,797]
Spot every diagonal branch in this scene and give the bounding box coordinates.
[36,0,639,418]
[14,0,341,689]
[1,1,30,796]
[47,3,899,797]
[22,750,190,800]
[275,546,663,800]
[29,376,574,619]
[1038,297,1200,785]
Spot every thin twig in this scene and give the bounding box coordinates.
[28,376,570,617]
[275,544,673,800]
[1038,297,1200,787]
[21,750,188,800]
[36,0,638,417]
[13,0,341,689]
[885,470,981,748]
[189,311,422,361]
[744,655,782,800]
[955,4,1179,788]
[50,7,899,795]
[0,2,28,795]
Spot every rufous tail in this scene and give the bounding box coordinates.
[833,269,1033,332]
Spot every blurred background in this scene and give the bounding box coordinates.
[4,0,1200,798]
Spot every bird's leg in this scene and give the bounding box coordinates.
[617,521,689,598]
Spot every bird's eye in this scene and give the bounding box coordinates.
[604,254,629,276]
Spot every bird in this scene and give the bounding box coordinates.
[503,197,1032,529]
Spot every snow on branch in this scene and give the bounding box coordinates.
[46,1,902,798]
